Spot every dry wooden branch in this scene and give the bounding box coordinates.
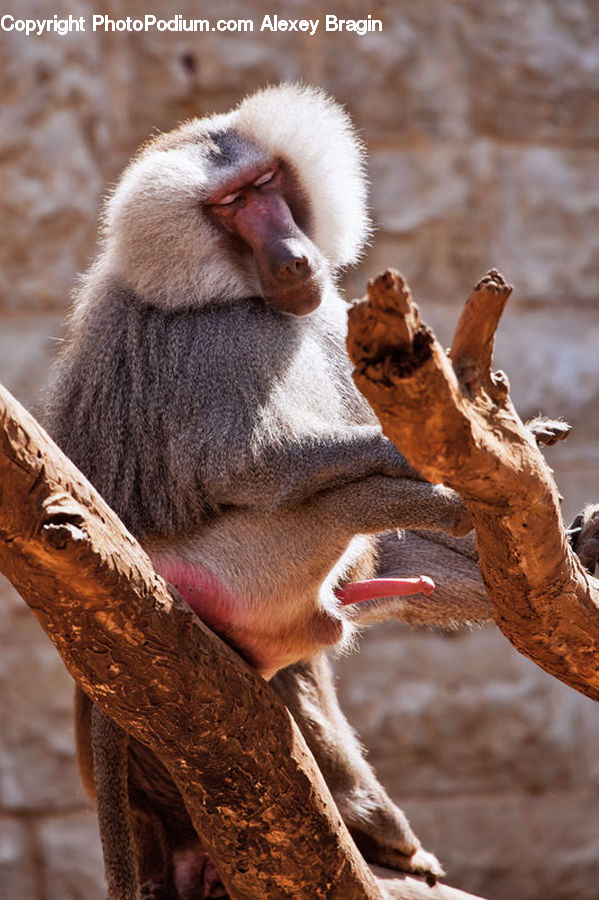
[347,268,599,701]
[0,382,484,900]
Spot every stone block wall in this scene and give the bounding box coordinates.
[1,2,598,898]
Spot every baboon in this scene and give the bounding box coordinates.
[45,84,579,898]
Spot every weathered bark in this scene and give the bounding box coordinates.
[0,382,484,900]
[347,268,599,701]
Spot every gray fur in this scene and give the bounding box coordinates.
[91,706,140,900]
[45,268,473,673]
[272,655,445,879]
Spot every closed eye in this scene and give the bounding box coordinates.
[214,190,242,206]
[253,169,276,187]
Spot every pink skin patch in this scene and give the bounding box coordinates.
[334,576,435,606]
[151,557,236,632]
[172,841,227,899]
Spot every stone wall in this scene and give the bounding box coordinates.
[1,2,598,898]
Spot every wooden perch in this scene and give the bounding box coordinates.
[0,382,484,900]
[347,268,599,701]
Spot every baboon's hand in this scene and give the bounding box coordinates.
[431,484,473,536]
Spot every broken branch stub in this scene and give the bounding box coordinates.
[347,268,599,700]
[449,269,512,398]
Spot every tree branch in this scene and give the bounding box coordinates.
[347,268,599,701]
[0,381,484,900]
